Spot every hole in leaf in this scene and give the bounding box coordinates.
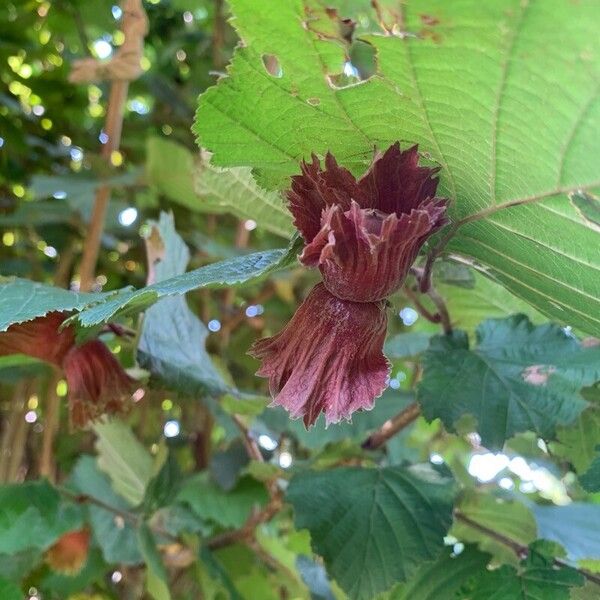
[262,54,283,78]
[307,97,320,106]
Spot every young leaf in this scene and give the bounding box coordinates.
[138,212,228,396]
[286,464,456,600]
[418,315,600,449]
[194,0,600,336]
[94,419,154,506]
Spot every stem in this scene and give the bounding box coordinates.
[402,284,441,325]
[427,285,452,335]
[362,402,421,450]
[454,510,600,586]
[78,80,129,292]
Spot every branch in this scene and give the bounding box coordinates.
[427,285,452,335]
[454,510,600,586]
[362,402,421,450]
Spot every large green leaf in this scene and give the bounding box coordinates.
[194,0,600,335]
[471,541,583,600]
[0,481,82,554]
[0,238,299,330]
[418,315,600,449]
[0,577,22,600]
[138,212,228,396]
[287,464,456,600]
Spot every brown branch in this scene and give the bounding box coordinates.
[78,81,129,292]
[402,284,441,325]
[454,510,600,586]
[362,402,421,450]
[427,285,452,335]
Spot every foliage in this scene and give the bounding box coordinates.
[0,0,599,599]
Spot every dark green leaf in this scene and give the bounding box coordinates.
[471,541,583,600]
[387,545,491,600]
[178,473,268,529]
[0,481,82,554]
[418,315,600,449]
[287,464,456,600]
[580,449,600,492]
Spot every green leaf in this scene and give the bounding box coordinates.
[177,473,268,529]
[195,152,294,238]
[533,503,600,564]
[0,278,103,331]
[0,237,300,331]
[194,0,600,336]
[75,236,301,327]
[138,523,172,600]
[287,464,456,600]
[471,541,583,600]
[438,271,546,337]
[0,481,82,555]
[384,332,431,360]
[452,491,536,566]
[418,315,600,449]
[571,192,600,230]
[552,403,600,473]
[580,450,600,492]
[94,419,154,506]
[138,212,228,396]
[146,136,219,214]
[387,545,491,600]
[69,456,142,564]
[0,577,22,600]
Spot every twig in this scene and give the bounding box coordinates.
[427,285,452,335]
[78,81,129,292]
[231,414,263,463]
[362,402,421,450]
[402,284,441,325]
[454,510,600,586]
